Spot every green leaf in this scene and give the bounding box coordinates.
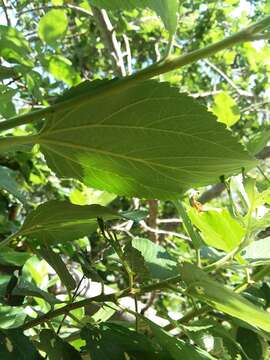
[124,241,150,280]
[0,329,41,360]
[0,65,17,80]
[0,248,30,267]
[246,129,270,155]
[144,317,216,359]
[43,55,81,86]
[0,86,16,119]
[40,329,81,360]
[236,327,263,360]
[31,80,255,200]
[89,0,178,35]
[14,200,131,246]
[38,10,68,46]
[0,25,33,67]
[241,237,270,265]
[188,207,245,252]
[212,92,240,127]
[37,246,76,291]
[0,277,61,306]
[131,238,179,279]
[0,306,26,329]
[181,263,270,333]
[0,166,27,205]
[81,322,165,359]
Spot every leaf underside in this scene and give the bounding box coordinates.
[35,80,255,200]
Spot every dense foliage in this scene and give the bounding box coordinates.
[0,0,270,359]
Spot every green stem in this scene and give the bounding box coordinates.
[1,14,270,132]
[19,274,182,330]
[174,199,202,249]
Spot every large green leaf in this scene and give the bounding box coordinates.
[0,329,41,360]
[30,80,255,199]
[131,238,179,279]
[89,0,178,35]
[38,10,68,46]
[16,200,128,245]
[144,317,216,359]
[181,263,270,333]
[0,25,33,67]
[40,329,81,360]
[188,207,245,252]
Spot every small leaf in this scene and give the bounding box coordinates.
[131,238,179,279]
[182,263,270,333]
[0,329,41,360]
[89,0,178,35]
[246,128,270,155]
[212,92,240,127]
[0,25,33,67]
[0,65,17,80]
[40,329,81,360]
[124,241,150,280]
[188,207,245,252]
[0,165,27,204]
[42,55,81,86]
[37,246,76,291]
[38,10,68,46]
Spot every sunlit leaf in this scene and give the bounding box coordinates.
[188,207,245,252]
[212,92,240,127]
[0,25,33,67]
[182,263,270,333]
[31,80,255,200]
[38,10,68,46]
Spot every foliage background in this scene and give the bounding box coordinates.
[0,0,270,359]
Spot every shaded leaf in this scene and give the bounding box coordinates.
[0,248,30,267]
[132,238,179,279]
[0,165,27,204]
[124,241,150,280]
[144,317,216,359]
[181,263,270,333]
[236,327,263,360]
[16,200,126,245]
[81,322,165,360]
[40,329,81,360]
[0,329,41,359]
